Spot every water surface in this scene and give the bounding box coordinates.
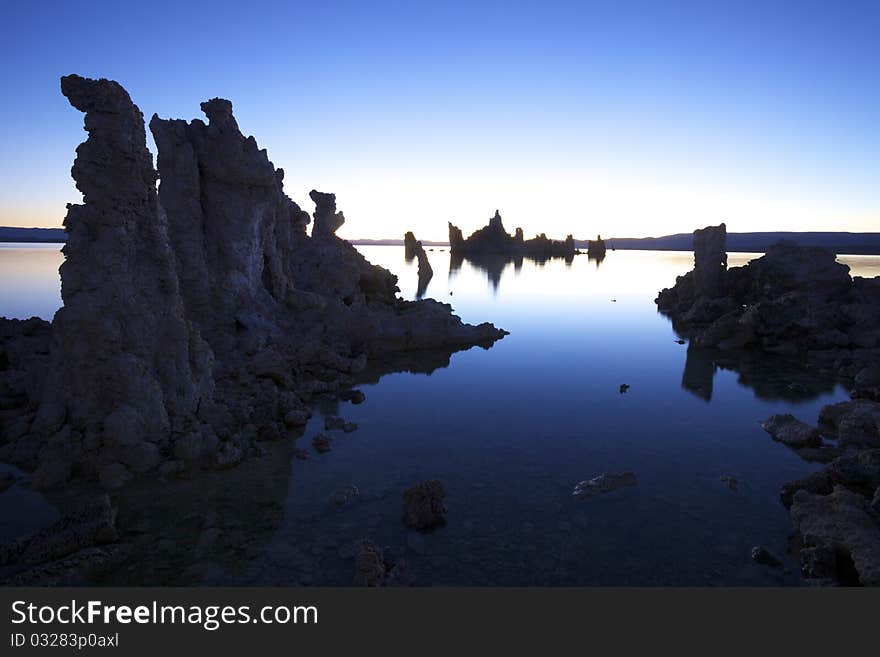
[2,243,877,585]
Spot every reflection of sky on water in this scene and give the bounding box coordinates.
[1,243,878,584]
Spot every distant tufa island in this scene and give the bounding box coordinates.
[448,210,575,257]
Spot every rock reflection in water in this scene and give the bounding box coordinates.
[449,251,574,292]
[680,343,838,403]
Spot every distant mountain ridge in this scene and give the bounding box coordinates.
[4,227,880,255]
[602,231,880,255]
[0,226,66,242]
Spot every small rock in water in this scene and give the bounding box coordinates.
[573,472,637,499]
[293,448,309,460]
[402,479,447,530]
[312,434,332,454]
[751,546,783,568]
[674,338,686,344]
[324,416,346,431]
[342,422,358,433]
[720,474,738,491]
[619,384,630,394]
[331,485,360,507]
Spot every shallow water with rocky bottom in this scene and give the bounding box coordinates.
[3,243,879,585]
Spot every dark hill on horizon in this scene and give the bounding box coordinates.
[3,227,880,255]
[601,231,880,255]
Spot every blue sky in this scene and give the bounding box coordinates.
[1,0,877,240]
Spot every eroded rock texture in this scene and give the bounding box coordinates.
[0,74,507,490]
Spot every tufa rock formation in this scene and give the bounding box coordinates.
[586,234,607,261]
[403,232,433,298]
[448,210,576,259]
[403,231,418,261]
[0,74,507,490]
[656,225,879,386]
[660,224,880,585]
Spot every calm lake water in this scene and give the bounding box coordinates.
[2,242,878,585]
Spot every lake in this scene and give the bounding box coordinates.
[2,242,878,585]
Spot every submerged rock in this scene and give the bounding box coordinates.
[720,474,738,491]
[352,540,409,587]
[0,495,118,576]
[330,485,360,507]
[750,545,783,568]
[312,434,332,454]
[402,479,447,530]
[572,472,637,499]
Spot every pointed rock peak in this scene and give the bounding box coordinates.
[489,210,504,231]
[200,98,237,129]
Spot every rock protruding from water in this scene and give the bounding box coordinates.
[693,223,728,297]
[404,231,418,261]
[0,74,508,490]
[404,232,434,298]
[587,234,607,260]
[656,225,878,382]
[761,414,822,448]
[448,210,576,258]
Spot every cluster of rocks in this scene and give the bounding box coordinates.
[449,210,576,259]
[0,74,507,493]
[403,231,433,298]
[656,223,880,385]
[657,223,880,585]
[769,406,880,585]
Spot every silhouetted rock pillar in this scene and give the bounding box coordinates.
[404,231,418,261]
[35,75,215,485]
[693,223,727,297]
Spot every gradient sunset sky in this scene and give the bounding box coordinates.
[1,0,877,241]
